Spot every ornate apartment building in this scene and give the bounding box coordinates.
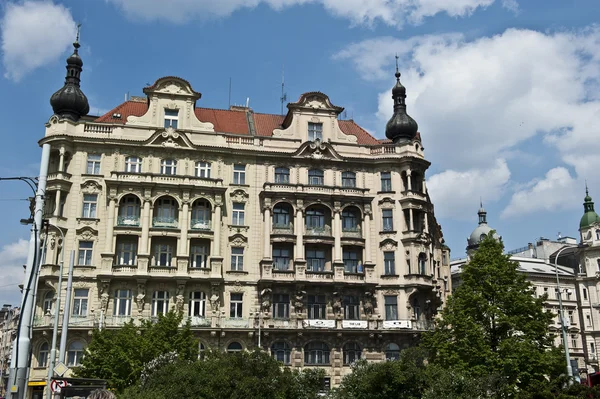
[28,39,451,391]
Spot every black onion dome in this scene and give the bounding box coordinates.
[50,40,89,121]
[385,69,418,143]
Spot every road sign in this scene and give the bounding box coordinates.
[53,362,69,377]
[50,379,68,393]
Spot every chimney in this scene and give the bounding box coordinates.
[528,243,534,258]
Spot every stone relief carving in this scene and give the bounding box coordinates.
[378,197,396,208]
[175,282,186,313]
[332,292,342,314]
[81,180,102,194]
[380,239,398,251]
[231,281,244,293]
[136,283,146,313]
[294,290,306,312]
[363,291,376,315]
[260,288,272,313]
[77,227,98,241]
[230,189,249,203]
[99,281,110,312]
[210,284,221,313]
[229,234,248,247]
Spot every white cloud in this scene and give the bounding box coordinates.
[427,159,510,219]
[501,167,579,218]
[335,27,600,218]
[106,0,510,26]
[0,239,28,305]
[1,1,77,81]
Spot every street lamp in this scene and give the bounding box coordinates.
[44,223,65,399]
[553,245,574,381]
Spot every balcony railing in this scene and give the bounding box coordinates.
[272,223,293,234]
[117,215,140,226]
[190,219,211,230]
[152,216,178,228]
[220,318,249,328]
[342,225,362,238]
[187,316,211,327]
[305,225,331,236]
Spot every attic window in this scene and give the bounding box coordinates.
[164,109,179,129]
[308,122,322,141]
[112,113,122,119]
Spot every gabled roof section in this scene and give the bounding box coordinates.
[282,92,344,129]
[293,140,343,161]
[143,76,201,100]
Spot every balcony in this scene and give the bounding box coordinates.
[342,226,362,238]
[305,225,331,237]
[220,318,249,328]
[263,182,370,197]
[112,265,138,274]
[148,265,177,274]
[152,217,178,228]
[117,216,140,227]
[272,223,293,234]
[103,316,135,327]
[33,314,96,328]
[47,171,72,182]
[190,219,211,230]
[188,266,211,276]
[109,171,224,188]
[187,316,211,327]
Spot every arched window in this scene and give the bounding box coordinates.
[341,171,356,187]
[412,298,421,320]
[304,341,330,365]
[227,341,243,353]
[38,342,49,368]
[153,197,178,228]
[125,156,142,173]
[274,167,290,184]
[191,199,211,230]
[67,340,85,366]
[342,208,360,232]
[343,342,361,365]
[43,291,54,314]
[273,203,292,228]
[160,159,176,175]
[151,291,169,316]
[118,195,141,226]
[198,342,206,360]
[596,229,600,240]
[308,169,324,186]
[189,292,206,318]
[305,207,325,229]
[418,253,427,275]
[385,343,400,360]
[271,341,291,365]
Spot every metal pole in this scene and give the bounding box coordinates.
[8,143,50,399]
[58,251,75,364]
[554,246,573,381]
[46,226,65,399]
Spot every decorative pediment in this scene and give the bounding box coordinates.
[143,77,201,100]
[379,238,398,250]
[81,180,102,193]
[378,197,396,208]
[147,128,193,149]
[229,233,248,247]
[293,139,343,160]
[76,226,98,241]
[230,188,249,203]
[288,92,344,113]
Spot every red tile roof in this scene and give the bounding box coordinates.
[93,100,386,145]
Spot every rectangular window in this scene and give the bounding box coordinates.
[587,315,592,326]
[72,289,89,316]
[274,167,290,184]
[342,172,356,188]
[382,209,394,231]
[86,154,101,175]
[190,244,209,268]
[584,288,588,300]
[160,159,176,175]
[82,194,98,218]
[343,250,360,273]
[384,296,398,321]
[233,164,246,185]
[380,172,392,192]
[113,289,132,316]
[232,203,245,226]
[384,252,396,275]
[307,295,326,319]
[343,296,360,320]
[568,310,574,323]
[230,293,243,318]
[164,109,179,129]
[125,156,142,173]
[231,247,244,271]
[308,122,323,141]
[592,343,596,354]
[154,244,174,267]
[195,162,211,178]
[117,242,137,265]
[78,241,93,266]
[306,249,326,272]
[152,291,169,316]
[308,170,324,186]
[571,334,577,348]
[273,247,291,271]
[272,294,290,319]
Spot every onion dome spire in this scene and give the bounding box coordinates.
[580,184,600,229]
[478,198,487,225]
[50,24,90,121]
[385,55,418,143]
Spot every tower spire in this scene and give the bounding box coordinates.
[385,56,418,143]
[478,200,487,225]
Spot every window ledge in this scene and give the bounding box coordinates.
[273,269,295,274]
[379,230,397,235]
[230,184,250,187]
[377,191,396,195]
[81,173,103,178]
[75,265,96,269]
[305,270,334,275]
[381,274,399,278]
[226,270,249,274]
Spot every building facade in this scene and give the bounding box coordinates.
[28,40,451,391]
[1,305,19,398]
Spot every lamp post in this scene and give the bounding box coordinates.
[45,224,65,399]
[554,245,574,381]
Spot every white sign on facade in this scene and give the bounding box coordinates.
[382,320,412,329]
[303,319,336,328]
[342,320,368,329]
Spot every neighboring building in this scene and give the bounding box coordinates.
[451,206,585,375]
[0,305,19,398]
[28,39,451,392]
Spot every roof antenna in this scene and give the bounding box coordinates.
[228,77,232,108]
[280,65,287,116]
[75,23,81,44]
[395,53,400,81]
[586,179,589,196]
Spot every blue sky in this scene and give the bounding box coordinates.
[0,0,599,303]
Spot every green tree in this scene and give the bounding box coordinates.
[423,232,564,395]
[76,310,198,392]
[333,347,428,399]
[121,350,325,399]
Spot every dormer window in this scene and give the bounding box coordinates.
[164,109,179,129]
[308,122,322,141]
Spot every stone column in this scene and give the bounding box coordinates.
[213,204,222,257]
[58,146,65,172]
[140,200,151,254]
[406,170,412,191]
[424,211,429,234]
[333,205,342,262]
[409,208,414,231]
[263,205,272,259]
[364,211,372,264]
[295,207,304,260]
[179,201,189,255]
[53,190,62,217]
[105,197,117,252]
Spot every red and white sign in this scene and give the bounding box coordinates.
[50,380,68,393]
